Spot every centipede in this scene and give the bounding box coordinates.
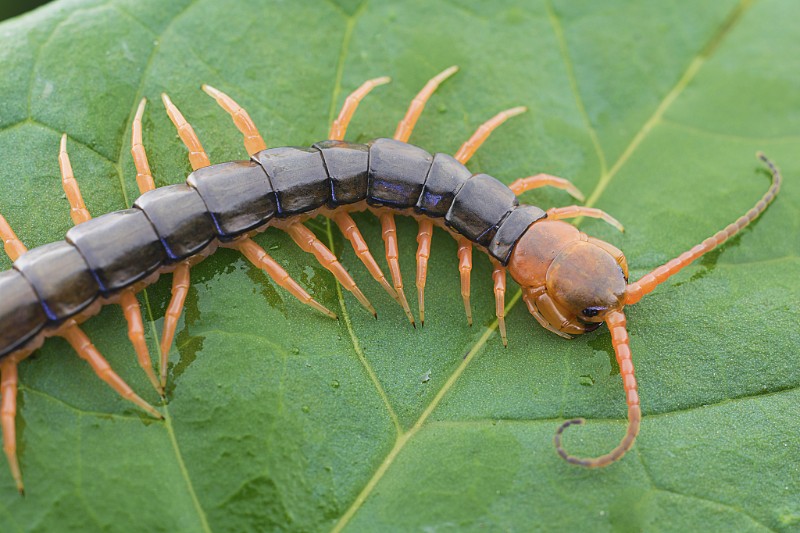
[0,66,781,494]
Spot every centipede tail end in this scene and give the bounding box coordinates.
[554,310,640,467]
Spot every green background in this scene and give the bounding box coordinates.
[0,0,798,531]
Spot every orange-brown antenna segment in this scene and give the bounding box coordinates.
[555,310,640,467]
[627,153,781,305]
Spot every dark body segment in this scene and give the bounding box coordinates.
[14,241,99,322]
[254,147,330,216]
[66,209,166,296]
[187,160,276,240]
[446,173,519,247]
[0,270,47,355]
[134,184,215,261]
[488,205,547,265]
[368,138,433,208]
[313,140,369,206]
[415,153,472,217]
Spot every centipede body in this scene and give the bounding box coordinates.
[0,65,783,495]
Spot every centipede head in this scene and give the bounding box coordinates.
[508,220,629,336]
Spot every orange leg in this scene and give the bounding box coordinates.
[202,85,267,155]
[393,66,459,142]
[58,135,91,225]
[1,351,29,495]
[332,212,398,302]
[285,224,376,317]
[627,153,782,305]
[454,106,527,164]
[457,238,473,326]
[0,215,26,261]
[380,213,415,326]
[415,219,433,326]
[329,76,391,141]
[161,93,210,171]
[159,94,212,385]
[555,310,640,467]
[509,173,585,202]
[159,262,190,388]
[234,238,337,319]
[547,206,624,233]
[120,292,162,395]
[491,262,507,347]
[132,98,156,193]
[61,134,162,396]
[61,326,162,419]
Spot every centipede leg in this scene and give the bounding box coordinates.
[0,215,26,261]
[63,135,162,395]
[161,93,211,171]
[415,219,433,326]
[1,351,29,495]
[380,213,415,327]
[62,325,163,419]
[202,85,267,155]
[491,262,507,347]
[120,292,162,396]
[454,106,527,164]
[235,238,337,319]
[285,224,376,317]
[509,174,585,202]
[394,66,458,142]
[132,98,156,192]
[159,94,209,385]
[58,135,91,225]
[330,76,391,140]
[332,212,399,303]
[547,206,624,232]
[457,238,473,325]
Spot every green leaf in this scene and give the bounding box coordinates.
[0,0,798,531]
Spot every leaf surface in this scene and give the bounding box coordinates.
[0,1,798,531]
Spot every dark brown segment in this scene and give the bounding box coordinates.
[13,241,99,322]
[368,138,433,208]
[0,270,46,357]
[446,173,518,247]
[134,184,215,261]
[187,160,276,239]
[253,147,330,216]
[313,140,369,206]
[415,152,472,217]
[488,205,547,265]
[66,209,166,296]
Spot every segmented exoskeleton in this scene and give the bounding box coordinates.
[0,67,781,493]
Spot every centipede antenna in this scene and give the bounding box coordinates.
[626,153,782,305]
[554,310,640,467]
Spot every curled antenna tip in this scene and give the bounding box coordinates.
[374,76,391,85]
[509,106,528,115]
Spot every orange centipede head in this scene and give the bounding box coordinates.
[508,220,628,336]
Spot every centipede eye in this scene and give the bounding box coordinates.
[582,306,603,318]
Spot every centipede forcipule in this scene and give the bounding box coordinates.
[0,66,781,493]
